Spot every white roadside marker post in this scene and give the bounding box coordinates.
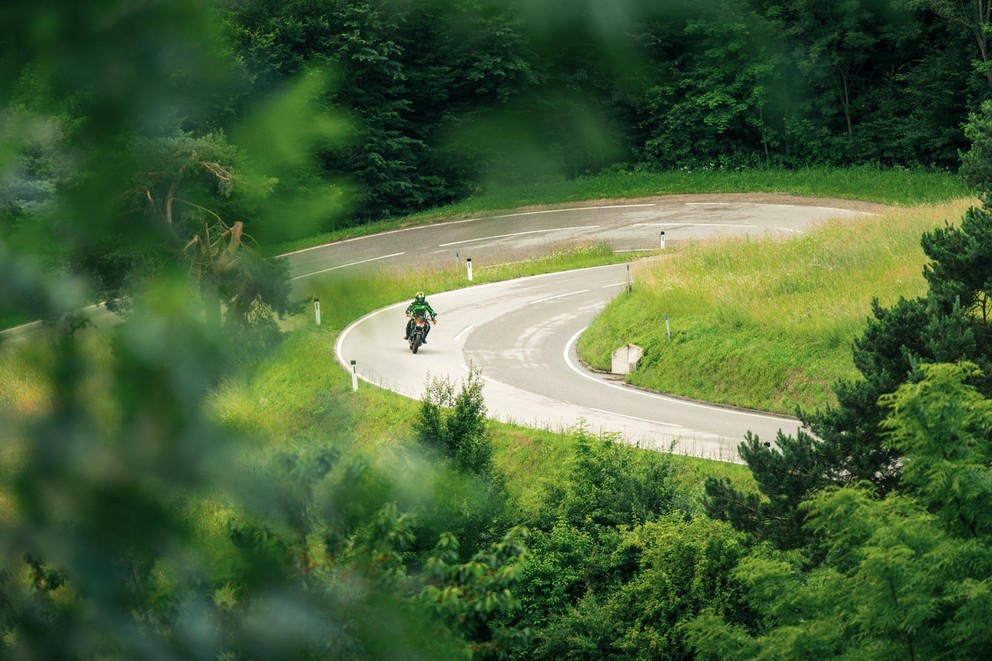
[350,360,358,392]
[314,299,321,326]
[466,257,473,281]
[659,230,666,250]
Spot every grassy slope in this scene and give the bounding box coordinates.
[578,201,975,415]
[208,322,753,520]
[221,201,972,509]
[207,242,752,514]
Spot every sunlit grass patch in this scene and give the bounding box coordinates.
[209,328,357,449]
[474,240,635,281]
[579,200,973,414]
[490,424,575,519]
[0,342,52,418]
[295,240,638,326]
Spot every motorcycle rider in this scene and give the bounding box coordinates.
[404,291,437,343]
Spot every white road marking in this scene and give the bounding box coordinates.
[281,200,863,259]
[460,364,502,385]
[490,203,654,217]
[280,203,657,256]
[280,220,483,257]
[292,252,406,280]
[439,225,601,248]
[633,222,800,233]
[588,407,684,428]
[527,289,590,305]
[686,202,870,213]
[1,302,108,338]
[638,222,747,228]
[454,324,476,342]
[562,327,796,422]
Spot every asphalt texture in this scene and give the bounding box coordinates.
[323,195,877,462]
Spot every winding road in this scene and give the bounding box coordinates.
[297,195,878,462]
[0,194,878,461]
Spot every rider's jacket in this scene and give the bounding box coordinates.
[406,300,436,320]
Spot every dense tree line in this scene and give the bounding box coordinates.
[220,0,987,226]
[705,101,992,551]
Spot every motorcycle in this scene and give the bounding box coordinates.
[406,311,435,354]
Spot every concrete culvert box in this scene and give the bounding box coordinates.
[611,344,643,375]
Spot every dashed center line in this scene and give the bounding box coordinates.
[439,225,601,247]
[292,252,406,280]
[634,222,799,233]
[527,289,590,305]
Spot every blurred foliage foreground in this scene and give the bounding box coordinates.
[0,2,527,658]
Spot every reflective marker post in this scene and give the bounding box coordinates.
[466,257,473,281]
[665,313,671,340]
[314,299,321,326]
[350,360,358,392]
[659,230,666,250]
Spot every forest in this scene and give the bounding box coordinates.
[222,0,988,225]
[2,0,992,659]
[218,0,988,223]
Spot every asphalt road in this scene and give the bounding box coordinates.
[324,196,876,462]
[336,266,805,462]
[1,195,873,461]
[286,195,878,282]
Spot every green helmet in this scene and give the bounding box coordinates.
[415,291,425,303]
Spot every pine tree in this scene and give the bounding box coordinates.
[706,107,992,550]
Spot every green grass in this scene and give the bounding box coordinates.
[297,240,637,326]
[577,200,973,415]
[205,322,756,514]
[0,170,972,623]
[201,235,760,510]
[455,164,968,208]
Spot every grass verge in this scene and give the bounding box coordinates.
[206,240,751,511]
[577,200,973,415]
[206,322,756,520]
[295,240,637,326]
